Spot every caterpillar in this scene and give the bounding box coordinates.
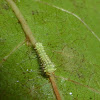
[35,42,56,75]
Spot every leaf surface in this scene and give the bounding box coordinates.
[0,0,100,100]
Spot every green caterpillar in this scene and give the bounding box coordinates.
[35,43,56,74]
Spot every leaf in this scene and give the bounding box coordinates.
[0,0,100,100]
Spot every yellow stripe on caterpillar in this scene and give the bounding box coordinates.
[35,42,56,74]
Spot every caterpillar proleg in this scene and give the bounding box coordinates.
[35,43,56,74]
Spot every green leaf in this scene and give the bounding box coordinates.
[0,0,100,100]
